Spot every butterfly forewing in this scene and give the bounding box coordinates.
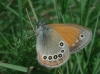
[50,24,92,54]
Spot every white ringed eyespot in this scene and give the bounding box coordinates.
[79,34,84,40]
[59,41,65,48]
[42,55,47,60]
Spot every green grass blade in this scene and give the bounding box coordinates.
[83,0,93,26]
[0,32,12,50]
[18,0,23,40]
[80,0,87,25]
[1,2,29,24]
[92,57,100,74]
[28,0,39,22]
[0,62,27,72]
[86,10,100,67]
[75,54,84,74]
[53,0,59,22]
[71,62,77,74]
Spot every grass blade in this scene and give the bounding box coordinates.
[18,0,23,40]
[0,62,27,72]
[75,54,84,74]
[28,0,39,22]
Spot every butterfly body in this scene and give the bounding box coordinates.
[36,22,92,68]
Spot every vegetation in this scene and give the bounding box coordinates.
[0,0,100,74]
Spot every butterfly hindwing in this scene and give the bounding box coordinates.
[36,26,69,68]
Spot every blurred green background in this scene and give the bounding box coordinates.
[0,0,100,74]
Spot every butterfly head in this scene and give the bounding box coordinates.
[36,21,45,36]
[37,21,45,29]
[36,21,51,36]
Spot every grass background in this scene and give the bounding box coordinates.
[0,0,100,74]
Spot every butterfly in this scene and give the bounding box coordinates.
[35,21,92,68]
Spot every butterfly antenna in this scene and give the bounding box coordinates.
[26,8,36,33]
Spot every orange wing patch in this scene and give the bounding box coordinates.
[50,24,80,47]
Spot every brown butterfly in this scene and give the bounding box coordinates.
[36,21,92,68]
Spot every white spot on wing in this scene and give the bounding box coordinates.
[79,34,84,40]
[76,39,79,42]
[59,41,65,48]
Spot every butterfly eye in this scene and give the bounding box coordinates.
[43,55,47,60]
[79,34,84,40]
[48,56,52,60]
[59,41,65,48]
[53,55,58,59]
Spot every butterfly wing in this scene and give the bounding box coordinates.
[50,24,92,54]
[36,27,69,68]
